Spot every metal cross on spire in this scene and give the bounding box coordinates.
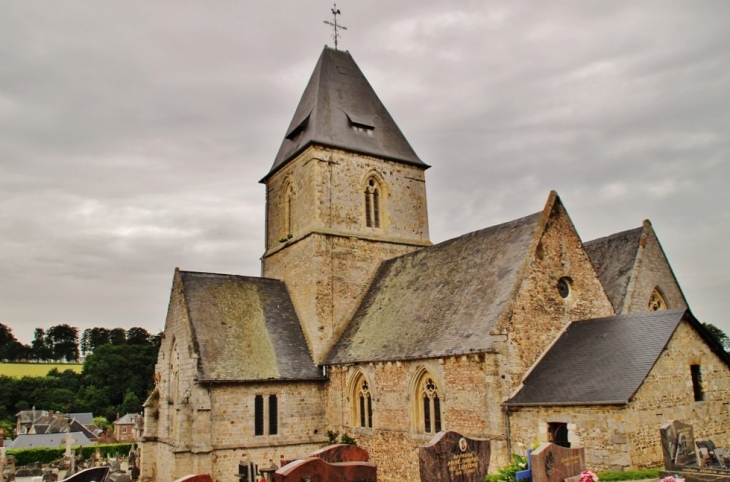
[323,4,347,50]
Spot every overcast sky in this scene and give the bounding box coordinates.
[1,2,729,345]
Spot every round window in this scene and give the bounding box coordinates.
[557,277,571,299]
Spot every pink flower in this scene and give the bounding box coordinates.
[579,470,599,482]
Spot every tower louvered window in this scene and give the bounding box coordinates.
[365,178,380,228]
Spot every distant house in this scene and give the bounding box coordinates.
[15,410,100,442]
[114,414,142,442]
[15,409,49,435]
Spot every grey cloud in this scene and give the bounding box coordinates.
[1,1,728,344]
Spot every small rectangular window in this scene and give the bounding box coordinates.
[268,395,278,435]
[691,365,704,401]
[254,395,264,436]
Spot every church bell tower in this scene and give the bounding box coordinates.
[261,46,431,363]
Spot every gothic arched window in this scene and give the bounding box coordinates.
[416,372,442,434]
[648,287,667,311]
[364,178,381,228]
[351,372,373,428]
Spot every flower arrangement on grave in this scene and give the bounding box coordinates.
[579,470,599,482]
[660,476,685,482]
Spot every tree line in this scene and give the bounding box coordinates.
[0,323,161,362]
[0,323,161,432]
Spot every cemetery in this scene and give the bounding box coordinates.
[659,420,730,482]
[4,409,730,482]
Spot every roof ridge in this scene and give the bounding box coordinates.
[178,270,285,283]
[584,225,643,246]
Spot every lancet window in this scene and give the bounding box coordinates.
[351,372,373,428]
[416,372,442,434]
[648,287,667,311]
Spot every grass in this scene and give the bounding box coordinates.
[597,468,661,481]
[0,362,83,378]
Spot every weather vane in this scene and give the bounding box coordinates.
[323,4,347,50]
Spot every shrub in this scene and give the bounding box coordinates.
[486,453,528,482]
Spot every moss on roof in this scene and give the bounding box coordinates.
[179,271,321,381]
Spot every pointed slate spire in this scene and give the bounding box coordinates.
[262,46,427,182]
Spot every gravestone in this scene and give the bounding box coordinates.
[418,431,491,482]
[307,444,369,463]
[274,457,376,482]
[659,420,730,482]
[530,443,585,482]
[60,467,110,482]
[660,420,698,469]
[172,475,213,482]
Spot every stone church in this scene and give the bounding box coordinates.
[140,47,730,482]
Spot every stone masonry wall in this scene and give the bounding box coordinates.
[507,320,730,472]
[264,234,421,363]
[325,354,510,482]
[628,320,730,466]
[143,271,329,482]
[624,222,687,313]
[264,146,430,251]
[263,146,430,364]
[143,270,205,482]
[202,381,326,482]
[504,199,614,386]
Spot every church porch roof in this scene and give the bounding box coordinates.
[505,308,730,407]
[178,271,322,382]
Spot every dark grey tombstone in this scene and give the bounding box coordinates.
[530,443,585,482]
[660,420,697,469]
[418,431,490,482]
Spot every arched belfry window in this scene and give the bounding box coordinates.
[350,372,373,428]
[648,287,667,311]
[364,177,381,228]
[415,370,442,434]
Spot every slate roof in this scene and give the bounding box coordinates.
[179,271,323,382]
[584,226,643,312]
[263,46,427,181]
[67,412,94,426]
[114,413,136,425]
[6,432,94,449]
[15,409,49,423]
[505,308,714,406]
[327,211,543,364]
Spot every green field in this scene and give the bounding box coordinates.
[0,363,83,378]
